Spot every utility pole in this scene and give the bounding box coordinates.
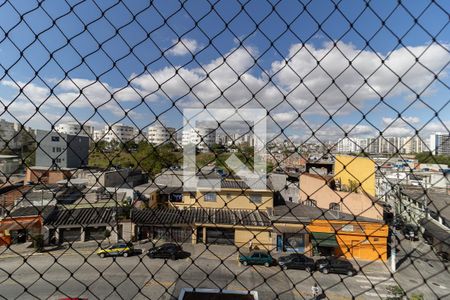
[390,171,400,273]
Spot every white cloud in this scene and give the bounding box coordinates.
[0,41,448,136]
[167,38,200,56]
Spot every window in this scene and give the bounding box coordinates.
[51,136,60,142]
[304,199,317,207]
[329,202,341,211]
[204,192,216,202]
[250,194,262,203]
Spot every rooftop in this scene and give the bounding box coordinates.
[400,186,450,220]
[132,207,271,227]
[272,202,384,223]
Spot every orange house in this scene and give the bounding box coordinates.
[307,219,388,261]
[0,215,43,246]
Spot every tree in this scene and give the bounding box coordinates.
[386,285,406,300]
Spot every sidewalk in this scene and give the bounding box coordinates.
[0,240,108,259]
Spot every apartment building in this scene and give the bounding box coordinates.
[182,127,216,151]
[55,122,94,139]
[148,125,176,145]
[35,130,89,168]
[0,119,20,150]
[102,124,135,143]
[430,132,450,155]
[337,136,426,154]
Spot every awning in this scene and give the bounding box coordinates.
[310,232,339,248]
[0,219,40,232]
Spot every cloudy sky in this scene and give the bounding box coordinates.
[0,0,448,143]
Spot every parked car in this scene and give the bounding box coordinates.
[315,257,357,276]
[393,218,405,230]
[97,243,134,258]
[402,224,419,240]
[147,243,188,260]
[278,253,315,272]
[239,250,274,267]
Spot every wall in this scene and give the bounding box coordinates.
[334,155,376,196]
[35,131,89,168]
[25,168,71,184]
[234,227,272,250]
[180,189,273,210]
[299,174,383,220]
[66,135,89,168]
[0,185,32,211]
[307,219,388,261]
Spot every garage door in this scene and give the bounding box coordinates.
[206,228,235,245]
[85,226,107,241]
[154,227,192,243]
[60,228,81,243]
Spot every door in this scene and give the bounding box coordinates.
[206,228,235,245]
[197,227,204,243]
[351,241,360,259]
[277,235,283,252]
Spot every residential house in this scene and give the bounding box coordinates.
[272,202,388,261]
[0,206,56,246]
[299,173,384,220]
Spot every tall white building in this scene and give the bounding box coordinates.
[134,128,147,143]
[103,124,135,143]
[0,119,20,150]
[56,122,94,139]
[93,130,105,142]
[337,137,359,153]
[430,132,450,155]
[182,127,216,151]
[148,125,176,145]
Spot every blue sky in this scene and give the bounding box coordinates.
[0,0,448,142]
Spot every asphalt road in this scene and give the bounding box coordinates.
[0,240,448,300]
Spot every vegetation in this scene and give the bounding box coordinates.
[415,152,450,166]
[89,141,182,175]
[386,285,406,300]
[89,141,270,175]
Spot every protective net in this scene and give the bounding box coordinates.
[0,0,449,299]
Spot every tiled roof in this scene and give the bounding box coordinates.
[45,207,116,226]
[8,205,57,220]
[272,202,383,223]
[131,207,271,227]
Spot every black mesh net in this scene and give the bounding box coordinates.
[0,0,449,299]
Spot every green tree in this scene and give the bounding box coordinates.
[386,285,405,300]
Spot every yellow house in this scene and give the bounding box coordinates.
[175,179,274,211]
[334,155,376,196]
[132,178,275,250]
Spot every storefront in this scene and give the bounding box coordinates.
[60,228,81,242]
[310,232,339,256]
[206,228,235,245]
[138,226,193,243]
[85,226,107,241]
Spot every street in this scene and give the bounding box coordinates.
[0,240,448,300]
